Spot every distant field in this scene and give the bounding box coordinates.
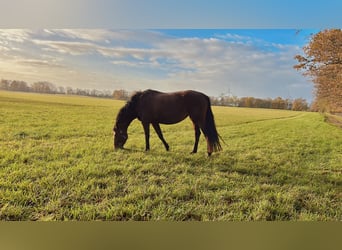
[0,91,341,221]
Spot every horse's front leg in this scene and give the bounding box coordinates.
[152,123,169,151]
[142,122,150,151]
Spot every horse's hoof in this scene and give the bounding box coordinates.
[207,152,212,157]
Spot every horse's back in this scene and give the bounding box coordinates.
[183,90,209,102]
[138,90,188,124]
[140,89,209,112]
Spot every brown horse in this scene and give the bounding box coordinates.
[113,89,222,156]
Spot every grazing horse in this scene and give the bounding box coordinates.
[113,89,222,156]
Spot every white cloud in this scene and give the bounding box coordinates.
[15,58,64,68]
[0,29,31,43]
[32,40,97,56]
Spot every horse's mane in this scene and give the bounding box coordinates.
[126,91,143,108]
[116,91,143,124]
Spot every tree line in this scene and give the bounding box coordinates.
[1,78,309,111]
[210,95,309,111]
[113,90,310,111]
[0,79,114,98]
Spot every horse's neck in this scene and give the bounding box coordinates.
[123,115,136,128]
[116,96,140,130]
[120,107,137,129]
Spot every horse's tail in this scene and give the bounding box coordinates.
[203,97,222,153]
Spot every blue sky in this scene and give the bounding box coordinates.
[1,0,341,28]
[0,1,341,101]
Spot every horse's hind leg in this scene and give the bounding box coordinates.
[197,123,213,156]
[197,124,213,156]
[191,124,201,153]
[152,123,169,151]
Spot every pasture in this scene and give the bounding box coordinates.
[0,90,341,220]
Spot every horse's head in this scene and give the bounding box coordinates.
[113,92,142,150]
[113,125,128,149]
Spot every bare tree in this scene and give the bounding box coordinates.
[31,81,57,93]
[112,89,129,100]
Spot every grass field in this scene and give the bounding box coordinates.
[0,90,341,221]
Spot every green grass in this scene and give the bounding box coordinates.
[0,90,341,221]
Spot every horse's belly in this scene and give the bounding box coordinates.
[158,112,188,124]
[159,117,187,124]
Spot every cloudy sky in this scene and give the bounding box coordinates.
[0,29,318,100]
[1,1,341,101]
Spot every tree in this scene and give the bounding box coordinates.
[294,29,342,113]
[31,81,57,93]
[66,86,74,95]
[113,89,129,100]
[292,98,309,111]
[271,97,287,109]
[57,86,66,94]
[0,79,10,90]
[0,79,29,92]
[10,80,30,92]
